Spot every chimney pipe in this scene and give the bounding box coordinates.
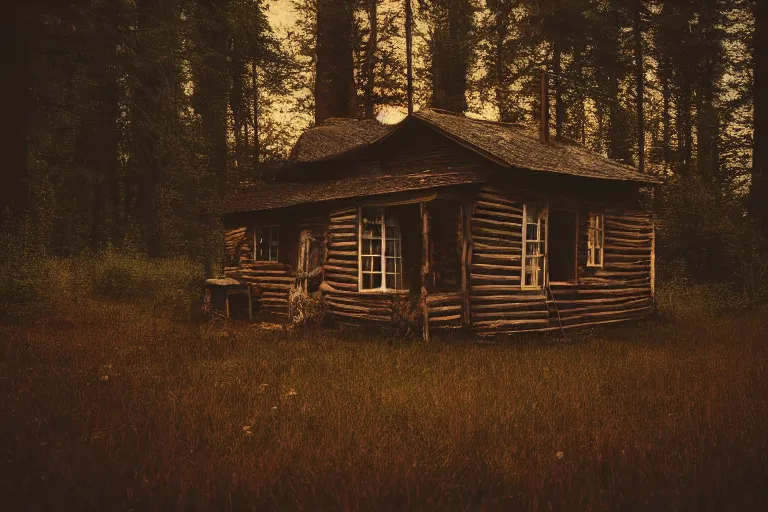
[539,69,550,144]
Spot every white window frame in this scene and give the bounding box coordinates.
[586,213,605,268]
[253,225,280,262]
[521,204,548,290]
[358,206,406,293]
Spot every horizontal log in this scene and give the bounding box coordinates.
[326,272,357,283]
[471,217,522,230]
[330,207,357,218]
[324,265,358,274]
[472,226,524,238]
[327,250,357,257]
[329,223,356,231]
[471,263,521,271]
[476,191,522,209]
[329,214,356,223]
[328,241,357,248]
[593,270,650,279]
[471,274,521,283]
[604,235,653,245]
[260,297,288,304]
[470,284,532,292]
[473,318,549,329]
[472,236,522,247]
[472,243,522,253]
[323,279,357,291]
[426,292,463,305]
[472,206,522,220]
[559,306,651,323]
[329,309,391,322]
[429,304,462,314]
[551,288,651,298]
[556,300,651,316]
[326,300,391,315]
[327,258,358,266]
[472,310,549,320]
[472,253,522,270]
[429,314,462,324]
[553,296,651,307]
[230,275,294,283]
[605,219,652,230]
[471,301,549,311]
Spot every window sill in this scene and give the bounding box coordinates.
[357,289,410,295]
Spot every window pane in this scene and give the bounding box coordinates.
[386,273,396,289]
[594,250,601,266]
[371,238,382,256]
[386,257,395,273]
[371,273,382,289]
[386,240,397,257]
[363,273,372,289]
[526,224,539,241]
[373,256,381,272]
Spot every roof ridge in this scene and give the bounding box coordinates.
[420,108,531,131]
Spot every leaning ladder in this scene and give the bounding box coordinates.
[546,284,567,338]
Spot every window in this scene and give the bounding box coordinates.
[522,204,547,289]
[253,226,280,262]
[586,213,604,267]
[359,207,404,291]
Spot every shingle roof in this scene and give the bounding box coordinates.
[289,117,395,163]
[413,109,659,183]
[212,171,488,215]
[287,109,657,183]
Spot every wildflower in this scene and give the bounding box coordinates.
[286,388,298,397]
[258,383,269,394]
[242,425,253,437]
[99,375,109,382]
[271,406,277,410]
[556,451,565,460]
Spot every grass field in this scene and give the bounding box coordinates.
[1,295,767,510]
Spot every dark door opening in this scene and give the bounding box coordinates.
[548,210,578,282]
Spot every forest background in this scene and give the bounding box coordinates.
[1,0,767,314]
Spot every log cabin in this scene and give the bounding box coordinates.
[210,108,659,338]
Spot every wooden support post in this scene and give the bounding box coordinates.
[247,285,253,322]
[421,202,430,343]
[650,219,656,297]
[460,201,472,326]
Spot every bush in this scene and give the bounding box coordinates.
[0,258,85,323]
[0,251,205,324]
[88,251,205,320]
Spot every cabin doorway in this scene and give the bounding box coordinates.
[548,210,578,283]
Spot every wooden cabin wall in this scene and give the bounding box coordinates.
[321,206,398,325]
[548,209,654,329]
[221,210,329,319]
[467,186,549,333]
[464,185,654,334]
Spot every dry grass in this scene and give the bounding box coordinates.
[1,298,767,510]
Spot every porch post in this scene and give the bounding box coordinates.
[420,202,430,343]
[460,201,472,326]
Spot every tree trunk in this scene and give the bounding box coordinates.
[1,1,30,222]
[252,63,261,175]
[231,52,246,171]
[553,37,564,140]
[315,0,356,123]
[430,0,472,113]
[634,0,645,173]
[89,0,121,251]
[364,0,378,119]
[132,0,179,256]
[751,0,768,229]
[194,0,230,189]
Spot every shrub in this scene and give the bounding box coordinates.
[88,251,205,320]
